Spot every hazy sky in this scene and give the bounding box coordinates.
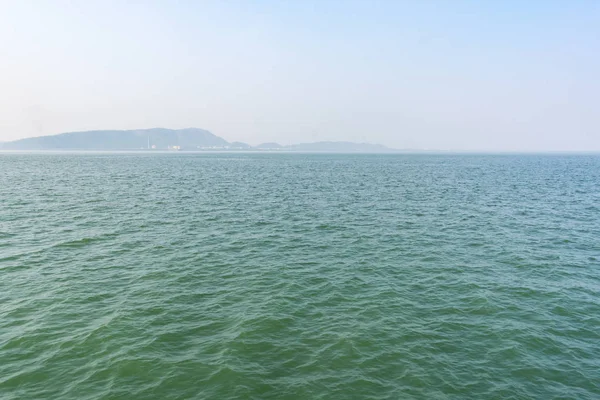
[1,1,599,150]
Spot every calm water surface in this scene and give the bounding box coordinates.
[1,153,599,399]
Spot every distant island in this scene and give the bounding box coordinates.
[0,128,397,152]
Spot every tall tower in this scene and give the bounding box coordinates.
[147,135,150,149]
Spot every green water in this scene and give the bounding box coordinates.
[1,153,599,399]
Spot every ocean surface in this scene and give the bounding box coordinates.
[1,152,599,399]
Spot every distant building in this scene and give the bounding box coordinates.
[168,145,181,151]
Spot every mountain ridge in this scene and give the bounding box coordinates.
[1,128,397,152]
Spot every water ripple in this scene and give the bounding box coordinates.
[1,153,599,399]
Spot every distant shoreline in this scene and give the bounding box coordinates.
[1,149,598,155]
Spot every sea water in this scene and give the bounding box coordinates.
[1,153,599,399]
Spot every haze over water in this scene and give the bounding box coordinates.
[2,1,599,151]
[1,153,599,399]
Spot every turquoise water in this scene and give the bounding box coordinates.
[1,153,599,399]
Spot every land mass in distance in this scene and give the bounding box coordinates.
[1,128,400,152]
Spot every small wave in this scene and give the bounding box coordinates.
[53,233,118,249]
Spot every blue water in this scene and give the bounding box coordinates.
[1,153,599,399]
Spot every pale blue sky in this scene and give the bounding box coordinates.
[1,0,598,150]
